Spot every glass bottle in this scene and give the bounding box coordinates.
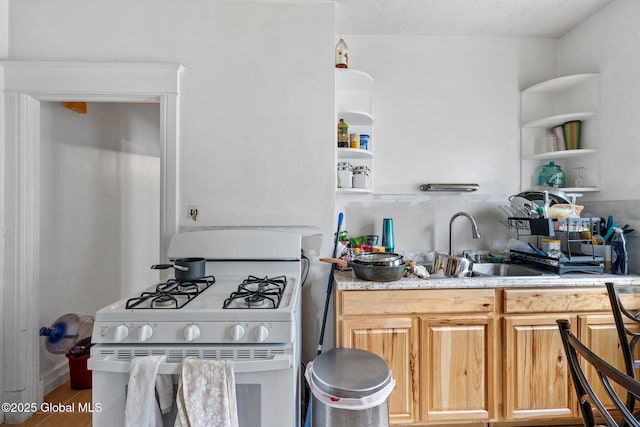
[381,218,395,253]
[611,228,628,275]
[337,119,349,148]
[335,38,349,69]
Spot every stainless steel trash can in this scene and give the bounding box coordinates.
[306,348,395,427]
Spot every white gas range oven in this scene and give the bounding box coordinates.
[88,229,303,427]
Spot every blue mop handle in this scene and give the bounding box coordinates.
[333,212,344,257]
[304,211,344,427]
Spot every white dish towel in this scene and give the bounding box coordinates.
[125,355,169,427]
[174,358,239,427]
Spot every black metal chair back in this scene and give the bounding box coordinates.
[606,283,640,420]
[557,319,640,427]
[606,283,640,373]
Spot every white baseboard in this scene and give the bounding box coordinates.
[41,360,70,395]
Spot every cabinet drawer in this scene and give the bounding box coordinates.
[504,287,614,313]
[340,289,495,316]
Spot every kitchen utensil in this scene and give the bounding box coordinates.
[320,258,408,282]
[432,253,473,278]
[603,224,620,243]
[351,252,404,267]
[150,257,206,281]
[528,243,548,257]
[606,215,614,231]
[510,196,536,212]
[305,212,344,427]
[514,188,570,206]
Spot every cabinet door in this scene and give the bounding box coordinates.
[341,317,419,424]
[420,316,496,423]
[504,315,578,421]
[579,314,640,409]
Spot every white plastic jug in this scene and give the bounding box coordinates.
[39,313,94,354]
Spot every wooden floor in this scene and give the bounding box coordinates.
[4,382,92,426]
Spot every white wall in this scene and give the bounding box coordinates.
[39,102,160,391]
[0,2,5,418]
[559,0,640,272]
[0,0,6,58]
[336,36,558,252]
[8,0,336,370]
[9,0,335,232]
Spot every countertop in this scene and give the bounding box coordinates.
[334,268,640,291]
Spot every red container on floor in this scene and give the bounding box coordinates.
[66,353,91,389]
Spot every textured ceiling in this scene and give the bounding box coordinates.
[335,0,616,38]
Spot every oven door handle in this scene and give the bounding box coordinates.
[88,354,292,375]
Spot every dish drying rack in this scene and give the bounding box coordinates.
[499,207,604,274]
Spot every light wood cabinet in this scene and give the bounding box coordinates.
[336,288,496,424]
[340,317,419,424]
[579,313,640,409]
[503,314,577,421]
[421,315,496,423]
[336,284,640,426]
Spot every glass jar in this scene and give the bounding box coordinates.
[349,133,360,149]
[352,165,370,189]
[337,162,352,188]
[537,161,565,188]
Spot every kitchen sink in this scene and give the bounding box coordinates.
[471,263,544,277]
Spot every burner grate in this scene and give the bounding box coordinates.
[125,276,215,309]
[223,275,286,309]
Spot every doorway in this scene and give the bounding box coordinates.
[38,101,162,392]
[1,61,181,423]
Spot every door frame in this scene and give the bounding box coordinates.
[0,61,182,423]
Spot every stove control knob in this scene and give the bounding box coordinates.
[230,324,245,342]
[254,325,269,342]
[113,324,130,342]
[137,324,154,342]
[183,324,201,342]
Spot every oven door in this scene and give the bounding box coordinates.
[89,346,299,427]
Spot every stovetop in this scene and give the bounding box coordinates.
[125,276,216,310]
[223,275,287,309]
[96,274,298,322]
[91,229,302,345]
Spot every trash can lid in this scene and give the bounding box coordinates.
[312,348,392,398]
